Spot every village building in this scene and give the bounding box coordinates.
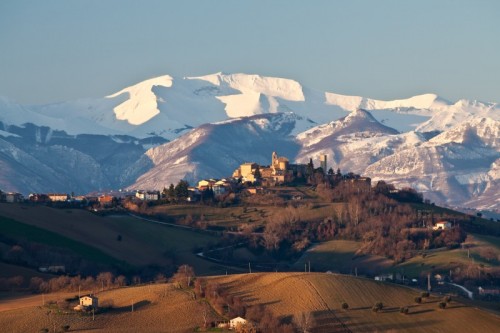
[433,221,452,230]
[229,316,247,329]
[29,193,50,203]
[197,179,221,190]
[5,192,23,203]
[232,152,295,185]
[213,179,231,196]
[48,193,69,202]
[72,195,87,202]
[187,187,201,202]
[319,154,328,173]
[233,162,259,183]
[135,190,160,201]
[98,195,114,206]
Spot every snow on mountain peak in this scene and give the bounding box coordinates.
[107,75,174,125]
[324,92,443,111]
[429,117,500,147]
[189,73,305,101]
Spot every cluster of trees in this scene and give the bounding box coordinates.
[168,265,294,332]
[241,185,465,264]
[27,272,126,293]
[161,180,190,201]
[193,278,294,333]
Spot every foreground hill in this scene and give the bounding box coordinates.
[1,273,499,332]
[213,272,500,333]
[0,283,205,333]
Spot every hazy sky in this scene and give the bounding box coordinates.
[1,0,499,104]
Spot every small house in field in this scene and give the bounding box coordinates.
[433,221,452,230]
[79,295,98,309]
[229,317,247,329]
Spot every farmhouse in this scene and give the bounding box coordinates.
[433,221,452,230]
[229,316,247,329]
[79,295,99,309]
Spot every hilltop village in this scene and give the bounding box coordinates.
[0,151,373,207]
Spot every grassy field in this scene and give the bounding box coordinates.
[292,240,393,275]
[398,233,500,277]
[213,272,500,333]
[0,283,211,333]
[293,233,500,279]
[0,204,228,275]
[0,215,127,268]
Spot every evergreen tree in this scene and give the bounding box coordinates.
[175,180,190,199]
[167,183,176,199]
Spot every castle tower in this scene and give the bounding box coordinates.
[320,154,327,174]
[272,151,278,168]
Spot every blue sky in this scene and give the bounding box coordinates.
[1,0,499,104]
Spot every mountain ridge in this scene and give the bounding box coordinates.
[0,72,499,211]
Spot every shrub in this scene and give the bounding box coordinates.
[399,307,409,315]
[421,292,430,298]
[443,295,451,303]
[341,302,349,310]
[372,302,383,312]
[414,296,422,304]
[438,302,447,309]
[61,325,70,332]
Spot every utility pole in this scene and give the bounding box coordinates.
[248,262,251,274]
[132,300,134,313]
[308,261,311,273]
[427,273,431,292]
[355,267,358,277]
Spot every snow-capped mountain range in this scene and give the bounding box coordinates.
[0,73,498,211]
